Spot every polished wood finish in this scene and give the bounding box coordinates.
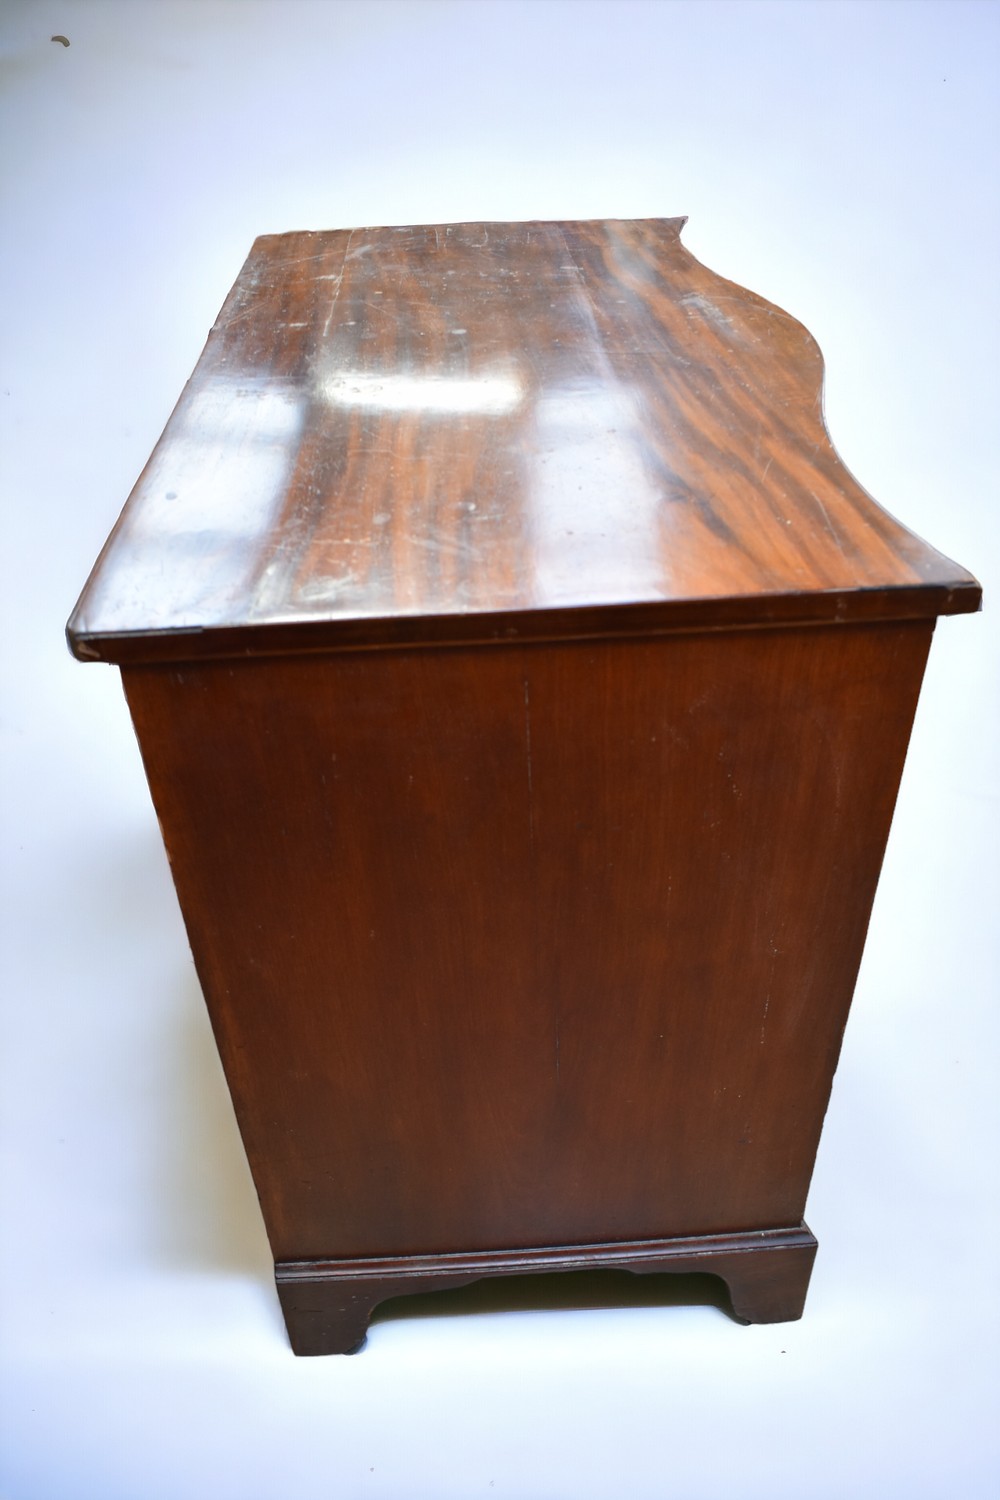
[67,218,977,666]
[70,219,980,1353]
[122,623,930,1256]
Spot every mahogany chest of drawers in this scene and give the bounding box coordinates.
[68,218,980,1353]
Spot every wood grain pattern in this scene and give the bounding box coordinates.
[122,622,930,1269]
[68,218,979,665]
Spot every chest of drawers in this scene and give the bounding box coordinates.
[68,218,979,1353]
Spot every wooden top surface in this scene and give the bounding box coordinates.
[68,218,979,663]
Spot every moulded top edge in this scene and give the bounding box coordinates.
[67,579,981,667]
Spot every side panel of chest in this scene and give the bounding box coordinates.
[122,621,932,1265]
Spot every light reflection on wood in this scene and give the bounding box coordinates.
[68,218,980,662]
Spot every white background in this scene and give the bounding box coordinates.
[2,2,998,1496]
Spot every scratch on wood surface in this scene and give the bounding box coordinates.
[321,229,356,341]
[761,937,781,1045]
[808,488,849,562]
[523,677,535,849]
[275,253,332,269]
[404,532,476,559]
